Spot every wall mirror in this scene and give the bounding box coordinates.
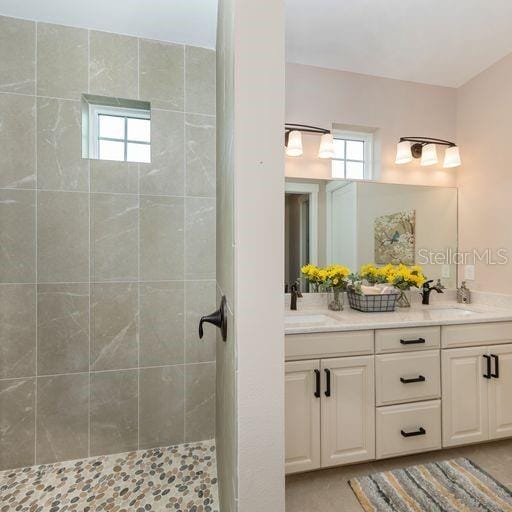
[285,178,458,291]
[81,94,151,163]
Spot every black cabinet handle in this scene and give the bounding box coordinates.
[400,337,426,345]
[314,369,320,398]
[199,296,227,342]
[491,354,499,379]
[483,354,492,379]
[400,375,426,384]
[401,427,426,438]
[324,368,331,397]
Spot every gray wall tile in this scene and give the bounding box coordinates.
[90,370,138,456]
[185,362,215,442]
[185,46,215,115]
[0,284,36,379]
[0,378,35,470]
[0,94,36,189]
[91,160,139,194]
[140,196,184,281]
[90,31,138,99]
[185,197,216,280]
[140,282,184,366]
[37,98,89,191]
[0,16,35,95]
[37,191,89,282]
[186,114,216,197]
[140,39,184,110]
[140,110,184,195]
[37,284,89,375]
[36,374,89,464]
[139,366,184,449]
[0,190,36,283]
[91,283,138,371]
[91,194,138,282]
[37,23,88,100]
[185,281,216,364]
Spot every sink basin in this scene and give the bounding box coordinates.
[425,307,477,317]
[285,314,337,326]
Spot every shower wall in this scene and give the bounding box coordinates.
[0,15,216,471]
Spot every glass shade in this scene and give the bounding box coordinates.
[420,143,438,166]
[443,146,461,168]
[286,130,303,157]
[395,141,413,164]
[318,133,335,159]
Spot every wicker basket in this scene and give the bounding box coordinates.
[347,289,398,312]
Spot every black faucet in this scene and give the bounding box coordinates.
[421,279,444,305]
[290,282,303,310]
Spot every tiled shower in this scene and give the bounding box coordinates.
[0,14,216,472]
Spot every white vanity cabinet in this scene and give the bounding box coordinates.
[442,342,512,447]
[284,331,375,474]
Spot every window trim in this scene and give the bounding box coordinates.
[89,104,151,162]
[331,129,373,180]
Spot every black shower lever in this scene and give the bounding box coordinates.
[199,295,228,342]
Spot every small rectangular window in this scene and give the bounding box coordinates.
[82,94,151,163]
[331,130,373,180]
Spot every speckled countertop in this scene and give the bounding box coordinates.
[284,299,512,335]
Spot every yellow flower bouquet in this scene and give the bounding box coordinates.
[301,263,351,311]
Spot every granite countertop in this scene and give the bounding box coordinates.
[284,301,512,334]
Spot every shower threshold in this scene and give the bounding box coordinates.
[0,440,218,511]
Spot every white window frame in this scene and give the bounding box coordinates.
[331,129,373,180]
[88,104,151,162]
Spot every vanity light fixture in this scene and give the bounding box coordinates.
[395,137,461,168]
[285,123,334,159]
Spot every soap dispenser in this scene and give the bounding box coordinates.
[457,281,471,304]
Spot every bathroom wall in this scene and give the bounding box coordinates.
[0,15,216,470]
[285,63,457,187]
[457,51,512,293]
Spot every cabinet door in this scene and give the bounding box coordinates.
[285,360,321,474]
[488,344,512,440]
[442,347,489,447]
[321,356,375,467]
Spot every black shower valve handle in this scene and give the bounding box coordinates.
[199,295,228,342]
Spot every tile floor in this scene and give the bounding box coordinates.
[0,440,218,512]
[286,439,512,511]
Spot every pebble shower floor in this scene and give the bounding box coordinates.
[0,440,218,511]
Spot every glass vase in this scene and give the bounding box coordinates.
[396,289,411,308]
[328,288,344,311]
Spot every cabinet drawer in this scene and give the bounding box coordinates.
[442,322,512,348]
[376,400,441,459]
[376,326,440,354]
[285,331,374,360]
[375,350,440,406]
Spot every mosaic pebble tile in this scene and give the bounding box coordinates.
[0,440,218,511]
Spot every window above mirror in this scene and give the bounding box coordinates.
[331,129,373,180]
[82,94,151,163]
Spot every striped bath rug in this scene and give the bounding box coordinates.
[349,457,512,512]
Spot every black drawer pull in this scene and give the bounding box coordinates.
[400,337,426,345]
[491,354,499,379]
[483,354,492,379]
[324,368,331,397]
[401,427,426,438]
[400,375,426,384]
[314,369,320,398]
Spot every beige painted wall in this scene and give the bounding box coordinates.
[285,63,458,187]
[457,52,512,293]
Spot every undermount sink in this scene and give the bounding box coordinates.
[285,314,338,326]
[424,307,478,316]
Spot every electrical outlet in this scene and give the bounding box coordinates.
[464,264,475,281]
[441,265,451,279]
